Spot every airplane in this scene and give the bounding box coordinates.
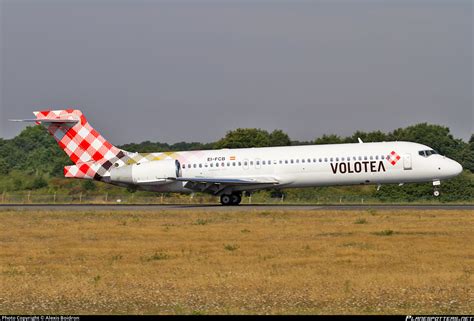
[11,109,463,205]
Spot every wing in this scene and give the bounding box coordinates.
[173,177,279,185]
[169,176,280,194]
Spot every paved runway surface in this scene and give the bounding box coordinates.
[0,204,472,211]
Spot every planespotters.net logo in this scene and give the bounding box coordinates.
[386,150,401,165]
[406,316,474,321]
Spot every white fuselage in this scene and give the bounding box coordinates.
[133,141,462,193]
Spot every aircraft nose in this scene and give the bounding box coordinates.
[453,160,463,175]
[446,159,463,177]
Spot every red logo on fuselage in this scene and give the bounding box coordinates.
[386,151,401,165]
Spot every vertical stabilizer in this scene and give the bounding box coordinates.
[32,109,129,180]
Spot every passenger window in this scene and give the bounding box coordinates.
[324,158,328,162]
[216,163,219,167]
[364,156,368,160]
[296,159,299,163]
[205,164,208,168]
[302,159,305,163]
[193,164,197,168]
[222,162,225,167]
[319,158,322,162]
[330,158,333,162]
[227,162,230,167]
[233,162,236,166]
[285,160,288,164]
[243,162,247,166]
[262,161,265,165]
[369,156,373,160]
[279,160,283,164]
[336,157,339,162]
[313,158,316,162]
[182,164,186,169]
[250,161,253,166]
[291,159,294,164]
[210,163,213,167]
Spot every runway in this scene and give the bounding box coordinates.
[0,204,472,211]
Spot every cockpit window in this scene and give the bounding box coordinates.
[419,150,439,157]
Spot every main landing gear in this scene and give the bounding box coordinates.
[220,193,242,206]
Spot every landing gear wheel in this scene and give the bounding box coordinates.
[220,194,232,206]
[220,193,242,206]
[432,180,441,197]
[231,193,242,205]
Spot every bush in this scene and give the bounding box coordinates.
[0,159,9,175]
[82,180,97,192]
[30,176,48,189]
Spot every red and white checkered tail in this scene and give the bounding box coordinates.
[33,109,129,180]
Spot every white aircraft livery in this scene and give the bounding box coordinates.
[12,110,463,205]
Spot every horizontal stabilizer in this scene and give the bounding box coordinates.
[9,119,79,123]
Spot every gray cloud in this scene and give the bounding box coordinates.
[1,0,472,144]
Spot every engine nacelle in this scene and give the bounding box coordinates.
[110,159,181,185]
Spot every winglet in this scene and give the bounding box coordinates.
[358,137,363,143]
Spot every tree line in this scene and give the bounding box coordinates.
[0,123,472,201]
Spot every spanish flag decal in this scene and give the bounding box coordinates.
[230,156,236,160]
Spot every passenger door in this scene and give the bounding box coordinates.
[403,154,412,170]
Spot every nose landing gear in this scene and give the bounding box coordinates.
[433,180,441,197]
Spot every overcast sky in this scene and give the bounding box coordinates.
[1,0,472,145]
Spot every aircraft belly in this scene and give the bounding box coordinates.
[138,181,191,193]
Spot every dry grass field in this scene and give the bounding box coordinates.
[0,208,472,315]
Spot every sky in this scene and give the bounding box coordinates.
[0,0,472,145]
